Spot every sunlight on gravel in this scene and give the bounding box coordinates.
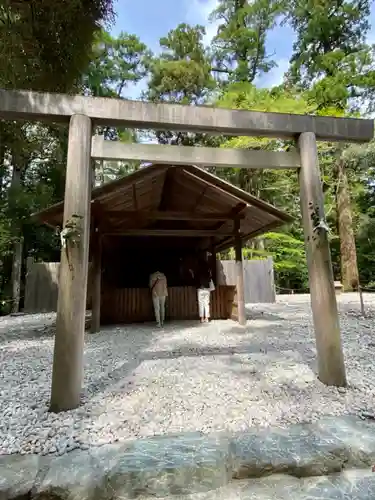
[0,293,374,456]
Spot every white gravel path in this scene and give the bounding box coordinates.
[1,293,375,456]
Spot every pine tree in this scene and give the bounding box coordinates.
[146,23,216,145]
[286,0,374,110]
[209,0,284,83]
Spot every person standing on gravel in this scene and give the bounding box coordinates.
[149,271,168,327]
[195,254,215,323]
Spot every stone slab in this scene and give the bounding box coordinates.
[98,433,233,499]
[31,449,105,500]
[2,416,375,499]
[0,454,41,500]
[315,414,375,467]
[140,470,375,500]
[31,433,232,500]
[231,415,375,479]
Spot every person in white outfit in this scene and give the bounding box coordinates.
[195,255,215,323]
[149,271,168,327]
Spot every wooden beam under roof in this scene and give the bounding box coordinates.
[104,229,235,237]
[103,210,245,221]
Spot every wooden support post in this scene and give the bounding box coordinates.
[298,132,347,387]
[91,159,96,189]
[90,232,102,333]
[50,114,92,412]
[234,219,246,326]
[210,239,217,285]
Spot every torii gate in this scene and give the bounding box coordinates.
[0,89,373,412]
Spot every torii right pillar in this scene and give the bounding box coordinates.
[298,132,347,387]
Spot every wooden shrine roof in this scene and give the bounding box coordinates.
[34,163,293,252]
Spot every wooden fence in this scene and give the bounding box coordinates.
[24,262,60,313]
[24,257,275,313]
[217,258,275,304]
[24,261,93,313]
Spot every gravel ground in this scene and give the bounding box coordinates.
[1,293,375,456]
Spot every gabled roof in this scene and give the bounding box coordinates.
[34,163,293,251]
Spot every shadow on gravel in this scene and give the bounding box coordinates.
[139,340,317,367]
[84,321,205,398]
[83,356,143,397]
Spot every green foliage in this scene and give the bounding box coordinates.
[0,0,115,311]
[0,0,115,91]
[213,83,309,290]
[213,82,375,291]
[285,0,375,111]
[285,0,375,290]
[262,232,308,290]
[146,23,217,145]
[82,30,150,142]
[209,0,284,83]
[147,24,215,105]
[214,82,308,216]
[82,30,150,98]
[339,141,375,286]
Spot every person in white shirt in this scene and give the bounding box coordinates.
[149,271,168,327]
[196,256,215,323]
[187,253,215,323]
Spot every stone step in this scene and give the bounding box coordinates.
[232,413,375,479]
[137,471,375,500]
[2,415,375,499]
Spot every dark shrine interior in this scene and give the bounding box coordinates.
[101,236,205,288]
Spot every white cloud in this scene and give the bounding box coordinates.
[367,2,375,45]
[255,58,289,89]
[185,0,220,45]
[367,31,375,45]
[123,79,147,100]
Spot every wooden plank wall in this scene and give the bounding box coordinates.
[24,258,275,313]
[101,286,235,324]
[217,258,276,303]
[24,261,93,313]
[24,262,60,313]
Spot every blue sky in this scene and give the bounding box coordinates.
[110,0,375,100]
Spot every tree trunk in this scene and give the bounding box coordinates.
[253,237,265,252]
[11,236,23,313]
[336,159,359,291]
[10,164,23,313]
[0,127,6,199]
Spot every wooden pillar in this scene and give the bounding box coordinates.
[91,158,96,189]
[209,238,217,284]
[298,132,346,387]
[234,219,246,326]
[50,114,92,412]
[90,231,102,333]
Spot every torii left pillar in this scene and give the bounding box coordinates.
[50,114,92,412]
